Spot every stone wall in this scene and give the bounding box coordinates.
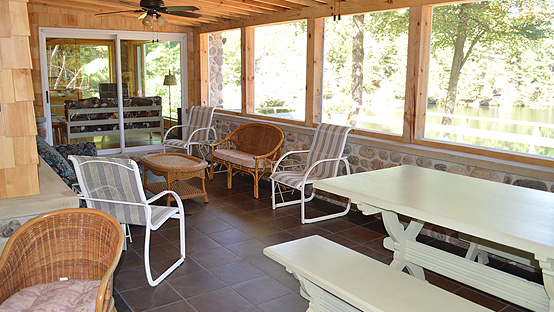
[208,33,224,108]
[212,117,554,249]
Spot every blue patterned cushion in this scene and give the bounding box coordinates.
[54,142,97,188]
[36,136,75,178]
[55,142,97,171]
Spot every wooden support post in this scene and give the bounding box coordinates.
[194,32,209,108]
[306,18,324,126]
[241,27,255,115]
[403,6,432,143]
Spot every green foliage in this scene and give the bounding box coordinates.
[221,30,242,87]
[258,97,291,114]
[143,40,182,118]
[259,97,285,107]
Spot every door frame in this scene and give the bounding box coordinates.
[38,27,188,155]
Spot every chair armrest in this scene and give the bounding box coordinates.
[186,127,218,146]
[302,156,350,184]
[272,150,310,173]
[163,125,190,142]
[210,137,230,154]
[78,196,149,210]
[146,190,180,205]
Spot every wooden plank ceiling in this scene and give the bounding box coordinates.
[34,0,333,28]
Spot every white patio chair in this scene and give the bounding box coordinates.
[68,155,186,287]
[162,106,217,159]
[270,123,352,224]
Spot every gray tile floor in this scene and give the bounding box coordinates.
[113,169,535,312]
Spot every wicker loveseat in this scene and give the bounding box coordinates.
[209,123,284,198]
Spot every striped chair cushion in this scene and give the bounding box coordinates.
[213,149,265,169]
[305,123,352,179]
[271,123,351,190]
[71,156,178,228]
[270,170,326,190]
[188,106,215,142]
[164,138,189,148]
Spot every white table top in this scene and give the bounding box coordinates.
[313,165,554,258]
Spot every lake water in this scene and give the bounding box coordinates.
[357,105,554,157]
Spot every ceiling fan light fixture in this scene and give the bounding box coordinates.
[142,14,154,28]
[157,15,168,28]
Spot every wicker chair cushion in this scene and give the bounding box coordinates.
[0,279,100,312]
[213,149,264,169]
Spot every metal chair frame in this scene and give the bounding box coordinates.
[69,156,186,287]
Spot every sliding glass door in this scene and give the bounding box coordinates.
[46,38,122,149]
[39,28,187,154]
[120,39,182,148]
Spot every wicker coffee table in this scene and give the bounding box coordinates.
[141,153,209,206]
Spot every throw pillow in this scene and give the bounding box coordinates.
[36,135,75,178]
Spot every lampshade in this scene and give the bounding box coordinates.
[157,15,169,28]
[164,71,177,86]
[142,14,154,28]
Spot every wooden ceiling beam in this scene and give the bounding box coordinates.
[225,0,288,12]
[249,0,305,10]
[165,0,276,14]
[280,0,322,8]
[197,0,475,33]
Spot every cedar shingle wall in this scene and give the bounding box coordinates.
[0,0,39,199]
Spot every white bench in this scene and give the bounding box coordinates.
[263,235,492,312]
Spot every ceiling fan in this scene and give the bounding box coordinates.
[95,0,201,28]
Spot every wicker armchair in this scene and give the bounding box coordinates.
[0,208,124,312]
[209,123,284,198]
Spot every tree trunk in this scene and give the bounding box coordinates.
[441,4,470,139]
[351,14,364,127]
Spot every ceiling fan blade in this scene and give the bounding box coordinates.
[95,9,143,16]
[138,12,148,19]
[166,6,200,12]
[165,11,202,18]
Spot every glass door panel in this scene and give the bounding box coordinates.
[46,38,120,149]
[120,39,181,148]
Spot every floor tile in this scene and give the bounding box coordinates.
[169,270,226,299]
[226,238,267,258]
[119,283,182,312]
[118,248,145,270]
[256,292,309,312]
[146,300,196,312]
[232,276,292,305]
[151,256,204,280]
[183,232,221,254]
[115,266,157,292]
[209,260,266,285]
[335,226,384,244]
[190,246,241,268]
[206,227,252,246]
[286,224,332,238]
[257,231,298,246]
[454,287,509,311]
[188,288,253,312]
[269,269,300,291]
[267,215,303,230]
[245,254,285,274]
